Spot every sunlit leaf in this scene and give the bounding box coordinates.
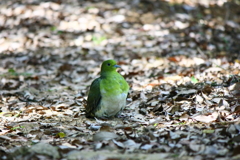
[191,76,198,83]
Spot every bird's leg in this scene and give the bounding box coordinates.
[115,111,127,118]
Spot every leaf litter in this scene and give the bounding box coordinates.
[0,0,240,159]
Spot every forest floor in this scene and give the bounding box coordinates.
[0,0,240,159]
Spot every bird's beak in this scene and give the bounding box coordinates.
[114,64,120,68]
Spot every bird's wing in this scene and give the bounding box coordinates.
[86,78,102,117]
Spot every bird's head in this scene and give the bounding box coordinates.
[101,60,120,73]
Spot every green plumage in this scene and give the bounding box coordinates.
[86,60,129,118]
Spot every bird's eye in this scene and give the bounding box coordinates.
[107,63,111,66]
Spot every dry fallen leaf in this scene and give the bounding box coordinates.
[93,131,119,141]
[192,112,218,123]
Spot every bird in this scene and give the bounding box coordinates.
[85,59,129,119]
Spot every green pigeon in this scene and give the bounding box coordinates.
[86,60,129,119]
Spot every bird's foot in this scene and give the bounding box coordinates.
[115,113,127,118]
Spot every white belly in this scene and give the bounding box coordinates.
[95,92,127,118]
